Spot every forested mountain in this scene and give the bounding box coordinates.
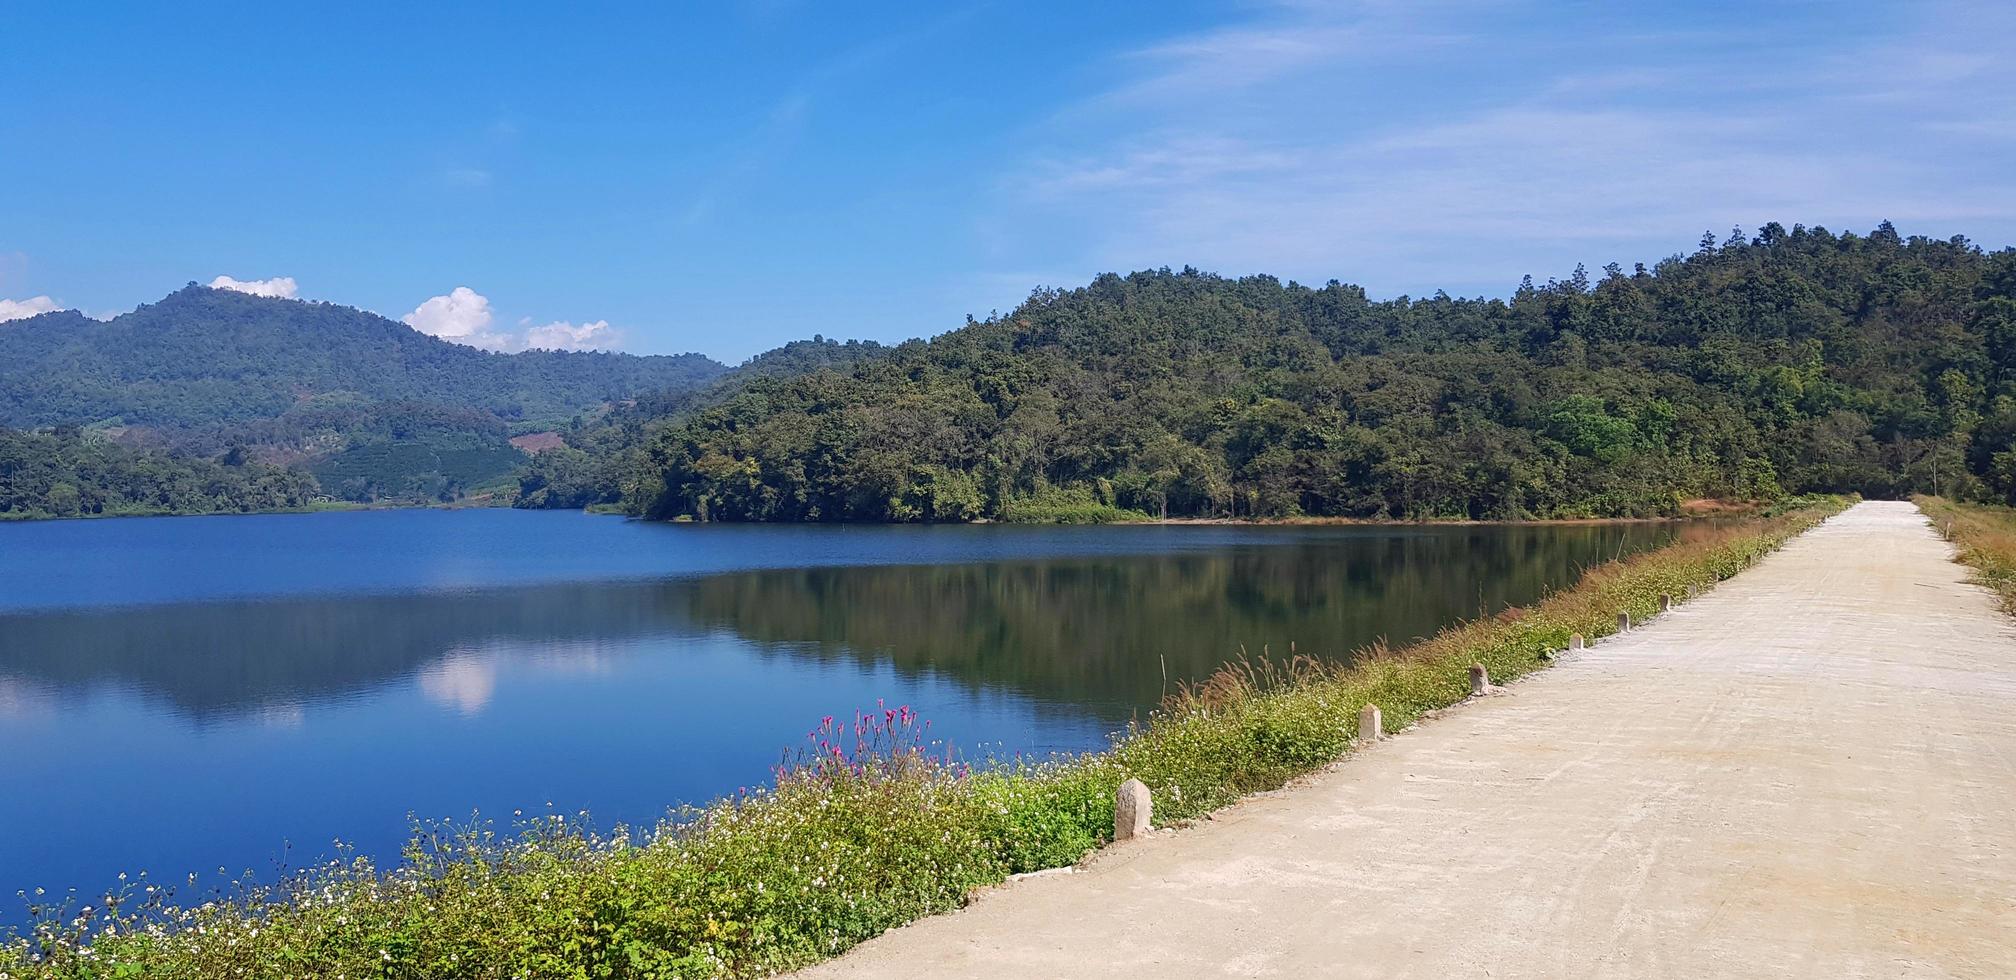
[15,224,2012,522]
[0,285,727,508]
[583,222,2016,522]
[514,335,896,509]
[0,286,725,430]
[0,428,317,519]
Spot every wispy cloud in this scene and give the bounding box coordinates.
[428,116,520,191]
[1095,10,1471,110]
[988,0,2016,295]
[680,6,983,228]
[441,167,493,188]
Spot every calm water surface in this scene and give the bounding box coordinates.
[0,509,1686,906]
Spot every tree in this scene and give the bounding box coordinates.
[517,224,2016,523]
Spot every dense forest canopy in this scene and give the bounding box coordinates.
[0,428,316,519]
[549,222,2016,522]
[0,286,729,508]
[10,224,2014,522]
[514,336,898,510]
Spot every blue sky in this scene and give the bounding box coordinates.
[2,1,2012,361]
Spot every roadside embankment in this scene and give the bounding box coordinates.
[1917,494,2016,612]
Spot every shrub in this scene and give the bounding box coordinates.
[997,486,1151,524]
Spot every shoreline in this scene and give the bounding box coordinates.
[0,496,510,524]
[1146,514,1695,527]
[0,503,1756,527]
[5,498,1849,977]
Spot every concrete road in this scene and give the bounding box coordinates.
[796,501,2016,979]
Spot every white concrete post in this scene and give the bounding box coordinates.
[1358,703,1383,741]
[1115,778,1152,840]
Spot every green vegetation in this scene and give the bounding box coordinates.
[0,428,316,519]
[511,337,901,512]
[1915,495,2016,612]
[11,224,2015,520]
[554,224,2012,523]
[0,286,728,511]
[309,433,525,503]
[515,445,627,510]
[0,287,725,431]
[993,485,1149,524]
[3,499,1846,978]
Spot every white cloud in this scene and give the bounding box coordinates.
[0,295,62,322]
[209,275,299,298]
[523,318,620,351]
[404,287,628,352]
[403,286,514,350]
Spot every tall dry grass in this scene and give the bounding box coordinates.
[1915,495,2016,613]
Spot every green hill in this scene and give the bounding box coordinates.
[0,285,728,507]
[604,222,2016,522]
[0,285,726,431]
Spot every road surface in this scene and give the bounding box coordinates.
[797,501,2016,979]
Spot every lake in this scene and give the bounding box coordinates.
[0,508,1686,908]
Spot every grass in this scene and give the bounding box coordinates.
[2,497,1849,979]
[1914,495,2016,613]
[995,486,1153,524]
